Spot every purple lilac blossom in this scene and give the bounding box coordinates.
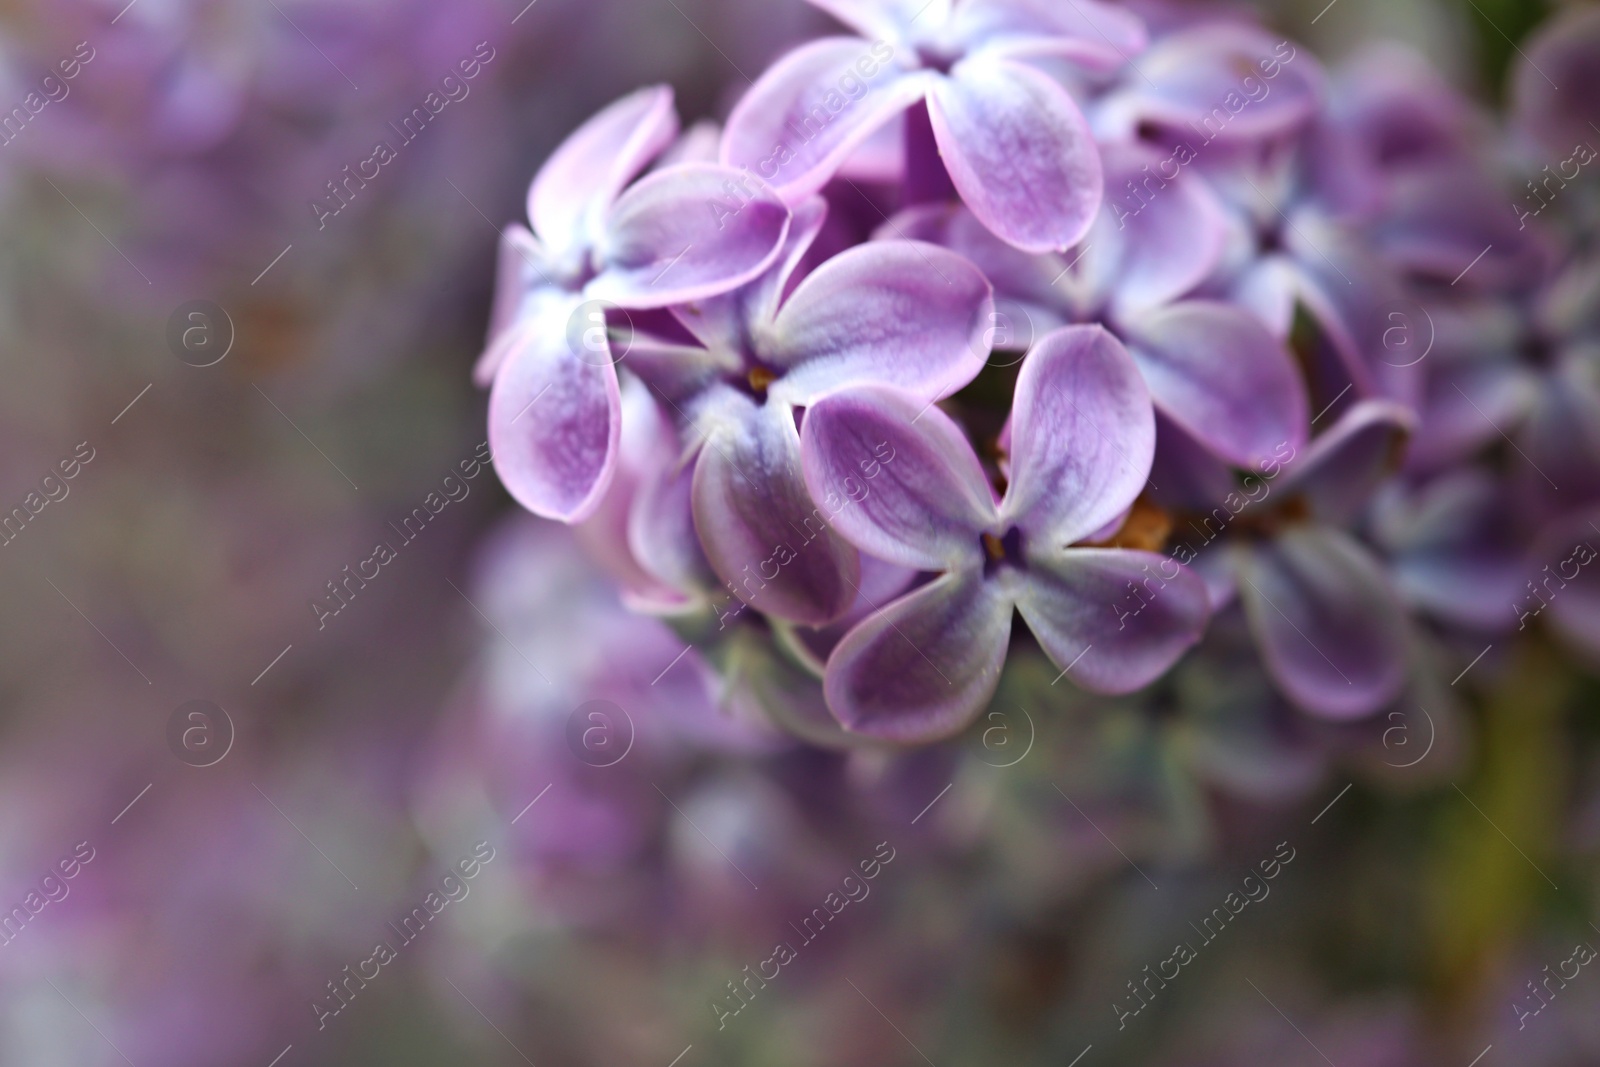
[480,86,792,523]
[800,325,1209,740]
[721,0,1147,251]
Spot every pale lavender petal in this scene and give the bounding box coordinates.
[1095,143,1227,315]
[1231,256,1298,339]
[1011,547,1209,692]
[1123,26,1322,141]
[1004,325,1156,545]
[801,386,997,570]
[824,570,1013,741]
[928,54,1102,253]
[1118,300,1309,470]
[473,239,569,390]
[654,119,723,168]
[1277,399,1414,527]
[529,85,678,254]
[722,38,933,201]
[487,316,621,523]
[765,240,992,404]
[879,203,1067,309]
[692,399,862,625]
[590,164,791,308]
[745,195,831,327]
[574,377,692,606]
[1236,526,1408,720]
[951,0,1147,68]
[628,435,720,606]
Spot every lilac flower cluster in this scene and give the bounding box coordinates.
[477,0,1600,746]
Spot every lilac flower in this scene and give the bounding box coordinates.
[1091,21,1323,146]
[1162,400,1415,719]
[626,197,994,625]
[1371,468,1530,633]
[891,142,1308,468]
[721,0,1147,252]
[800,325,1209,741]
[481,86,792,522]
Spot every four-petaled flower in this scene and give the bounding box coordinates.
[722,0,1146,252]
[801,325,1210,741]
[483,86,792,522]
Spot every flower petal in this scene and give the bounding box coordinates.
[1012,548,1209,693]
[951,0,1146,68]
[1118,25,1322,142]
[692,399,862,626]
[1095,143,1228,316]
[1236,526,1408,720]
[590,164,791,308]
[1119,300,1310,470]
[927,55,1102,253]
[529,85,678,254]
[881,202,1068,310]
[824,570,1013,742]
[1004,325,1155,546]
[475,226,564,386]
[722,37,932,201]
[801,385,997,570]
[487,313,621,523]
[763,240,992,404]
[1277,399,1414,527]
[1511,5,1600,158]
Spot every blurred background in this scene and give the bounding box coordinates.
[0,0,1596,1065]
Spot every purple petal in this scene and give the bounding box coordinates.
[574,377,692,607]
[1230,256,1298,339]
[764,240,992,404]
[927,55,1102,253]
[722,37,933,201]
[1409,359,1537,474]
[880,203,1068,309]
[950,0,1147,67]
[487,315,621,523]
[529,86,678,254]
[1094,143,1227,315]
[801,386,997,570]
[475,227,564,386]
[825,571,1013,742]
[1118,300,1309,470]
[745,195,832,327]
[590,164,791,308]
[1511,5,1600,158]
[1236,526,1408,720]
[627,432,720,607]
[692,399,861,626]
[1004,325,1155,546]
[1373,471,1529,632]
[1123,26,1322,142]
[1012,547,1209,692]
[1277,399,1414,527]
